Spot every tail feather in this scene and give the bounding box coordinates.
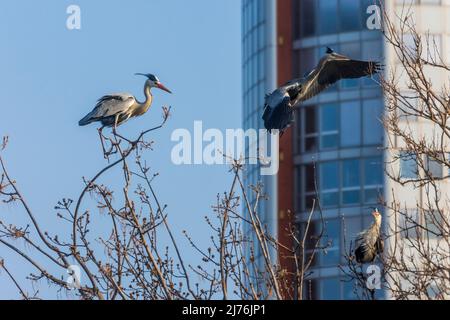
[78,113,94,126]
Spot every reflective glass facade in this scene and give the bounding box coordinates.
[241,0,277,274]
[242,0,449,300]
[292,0,385,299]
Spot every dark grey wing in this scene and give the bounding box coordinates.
[79,93,135,126]
[297,68,327,102]
[296,52,382,103]
[355,232,373,263]
[355,224,382,263]
[376,236,384,254]
[318,58,382,86]
[295,60,341,102]
[262,89,293,133]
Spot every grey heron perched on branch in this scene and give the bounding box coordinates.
[355,209,384,264]
[78,73,172,131]
[263,47,382,135]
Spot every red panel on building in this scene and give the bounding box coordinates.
[277,0,295,299]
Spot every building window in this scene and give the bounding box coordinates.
[303,279,319,300]
[343,216,363,248]
[321,277,341,299]
[425,155,443,178]
[399,209,419,239]
[340,101,361,147]
[342,279,359,300]
[299,47,317,77]
[396,91,418,121]
[396,0,418,4]
[339,0,361,32]
[301,104,341,153]
[321,219,341,266]
[403,33,419,59]
[294,0,382,41]
[401,33,442,62]
[318,0,338,35]
[304,219,319,244]
[423,34,442,61]
[420,0,441,5]
[301,157,383,210]
[320,161,339,207]
[362,40,382,87]
[299,0,316,38]
[303,106,319,152]
[320,104,339,149]
[424,210,443,239]
[295,109,302,154]
[257,51,265,81]
[300,220,319,268]
[364,157,383,203]
[399,151,418,179]
[394,0,443,4]
[362,99,383,145]
[342,159,361,205]
[362,40,382,62]
[303,163,317,210]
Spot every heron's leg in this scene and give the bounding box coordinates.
[112,115,119,136]
[112,115,133,143]
[97,126,110,160]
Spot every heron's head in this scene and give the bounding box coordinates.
[135,73,172,94]
[372,209,382,225]
[326,47,347,59]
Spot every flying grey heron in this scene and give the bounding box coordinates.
[262,47,382,134]
[78,73,172,130]
[355,209,383,264]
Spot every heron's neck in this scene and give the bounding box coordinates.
[136,82,153,114]
[372,219,382,230]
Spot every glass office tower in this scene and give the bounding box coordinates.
[241,0,278,273]
[243,0,385,299]
[242,0,449,299]
[292,0,385,300]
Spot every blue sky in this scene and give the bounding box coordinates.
[0,0,241,298]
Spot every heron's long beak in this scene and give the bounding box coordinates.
[157,82,172,94]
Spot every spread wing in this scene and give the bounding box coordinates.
[297,68,326,101]
[298,54,382,103]
[318,57,382,86]
[79,93,136,125]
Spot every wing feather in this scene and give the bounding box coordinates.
[355,224,382,263]
[298,71,327,101]
[79,93,135,126]
[294,51,382,104]
[92,93,136,119]
[318,59,381,86]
